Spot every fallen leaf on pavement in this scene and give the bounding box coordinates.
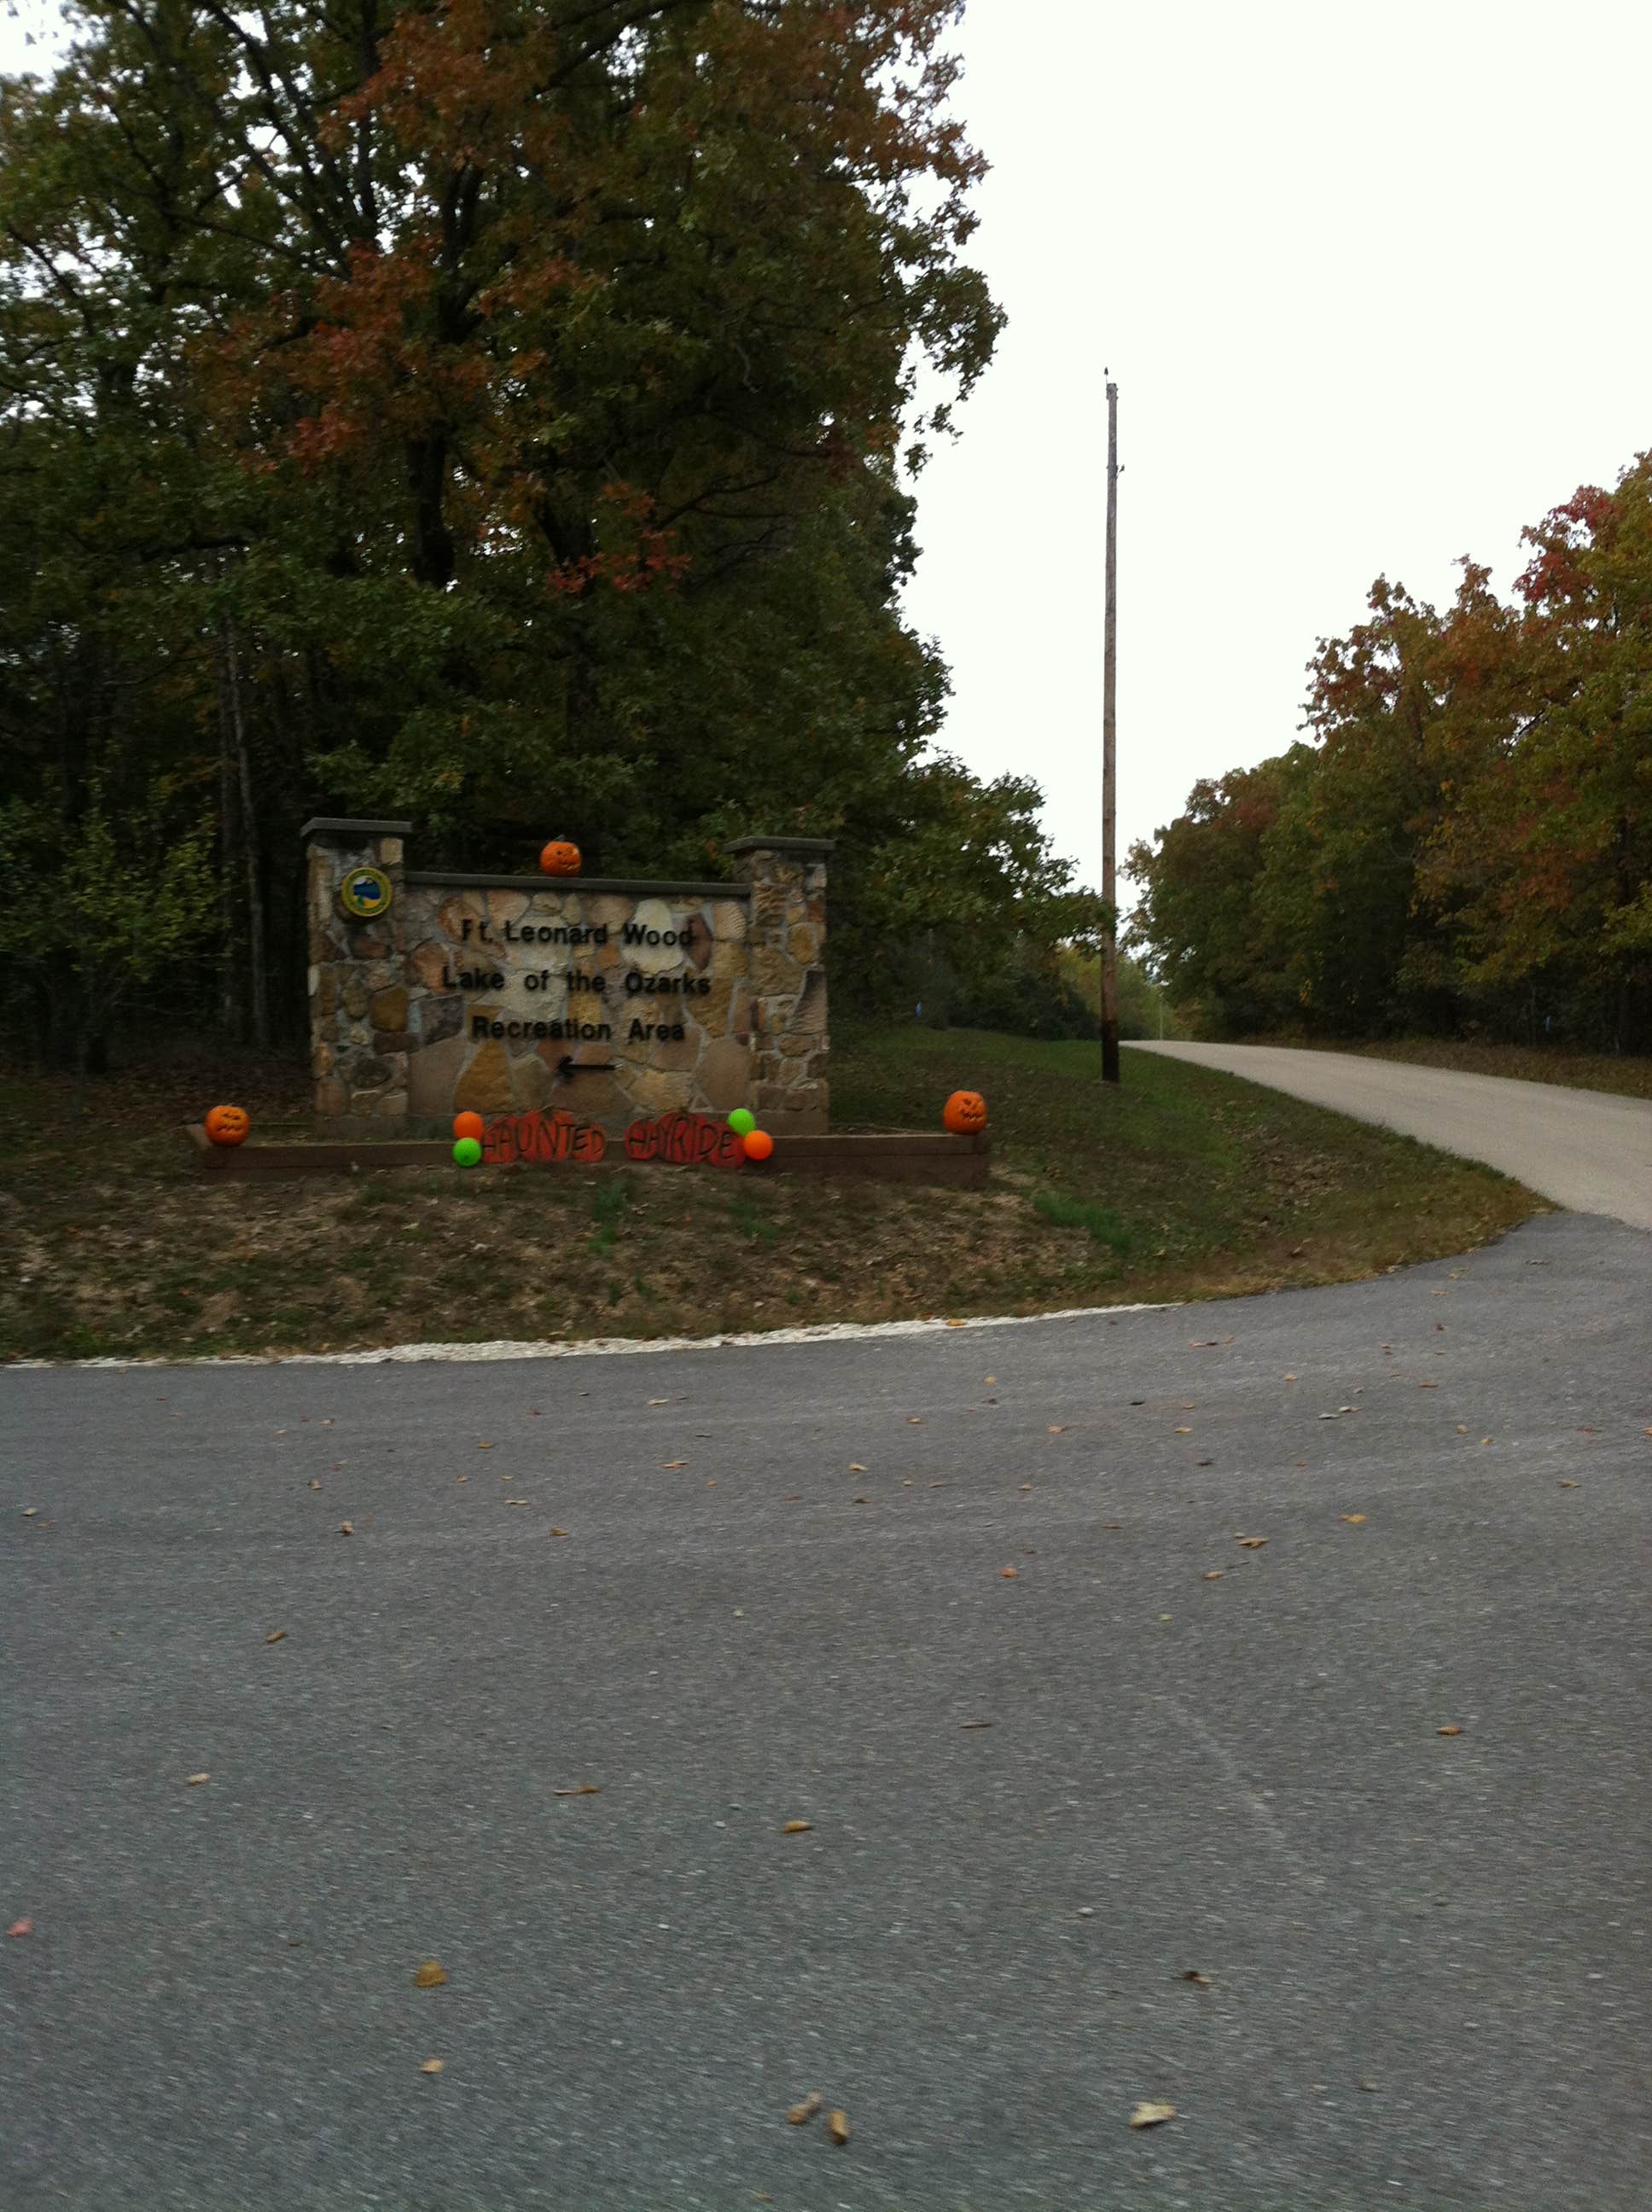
[1174,1427,1192,1435]
[849,1464,868,1473]
[787,2093,822,2125]
[782,1820,813,1834]
[550,1526,570,1536]
[660,1461,686,1470]
[1340,1514,1366,1525]
[308,1479,322,1489]
[648,1398,668,1406]
[1203,1571,1224,1580]
[999,1567,1019,1579]
[852,1496,872,1505]
[264,1629,288,1644]
[961,1720,993,1730]
[1436,1725,1463,1738]
[552,1784,601,1797]
[1480,1437,1492,1447]
[8,1918,32,1937]
[477,1441,493,1451]
[21,1507,37,1518]
[906,1417,924,1425]
[828,2109,851,2145]
[339,1522,353,1536]
[1047,1425,1067,1434]
[505,1499,530,1507]
[420,2058,444,2075]
[1236,1536,1268,1549]
[186,1773,210,1786]
[1179,1970,1211,1985]
[984,1376,996,1385]
[413,1959,449,1988]
[1557,1481,1579,1490]
[1190,1339,1219,1348]
[1130,2101,1176,2128]
[1417,1382,1438,1389]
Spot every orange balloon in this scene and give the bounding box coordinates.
[742,1128,775,1161]
[452,1111,486,1143]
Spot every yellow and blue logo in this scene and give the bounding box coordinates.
[338,864,394,921]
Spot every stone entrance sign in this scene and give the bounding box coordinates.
[303,819,830,1136]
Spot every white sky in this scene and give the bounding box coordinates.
[904,0,1652,899]
[5,1,1649,906]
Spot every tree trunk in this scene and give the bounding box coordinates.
[406,434,456,587]
[215,634,241,1037]
[221,616,270,1051]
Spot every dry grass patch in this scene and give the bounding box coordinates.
[0,1026,1545,1363]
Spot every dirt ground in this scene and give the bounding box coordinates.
[0,1027,1544,1362]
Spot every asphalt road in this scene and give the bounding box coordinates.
[5,1211,1649,2211]
[1127,1042,1652,1231]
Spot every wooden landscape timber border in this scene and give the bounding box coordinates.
[182,1126,990,1187]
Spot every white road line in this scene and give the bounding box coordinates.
[9,1300,1178,1371]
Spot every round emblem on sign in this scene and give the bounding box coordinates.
[338,864,394,921]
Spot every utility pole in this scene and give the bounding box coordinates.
[1101,377,1120,1084]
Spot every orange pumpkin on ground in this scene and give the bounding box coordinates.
[452,1111,486,1143]
[205,1103,251,1148]
[942,1090,987,1136]
[539,839,582,876]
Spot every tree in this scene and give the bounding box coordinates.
[3,3,1118,1068]
[1126,451,1652,1051]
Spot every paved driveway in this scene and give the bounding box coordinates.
[4,1212,1649,2209]
[1128,1042,1652,1230]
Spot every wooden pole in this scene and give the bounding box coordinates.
[1102,378,1120,1084]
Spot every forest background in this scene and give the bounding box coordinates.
[2,3,1643,1076]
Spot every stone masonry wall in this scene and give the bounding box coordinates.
[302,821,831,1137]
[305,818,413,1124]
[729,837,829,1133]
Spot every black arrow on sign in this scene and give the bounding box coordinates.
[557,1055,616,1076]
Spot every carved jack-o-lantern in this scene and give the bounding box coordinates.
[205,1103,251,1147]
[942,1090,988,1136]
[539,839,583,877]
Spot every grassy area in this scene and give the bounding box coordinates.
[1241,1033,1652,1102]
[0,1024,1544,1364]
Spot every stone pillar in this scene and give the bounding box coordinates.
[727,835,832,1135]
[302,818,414,1126]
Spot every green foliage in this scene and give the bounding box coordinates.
[0,2,1100,1065]
[1032,1190,1132,1250]
[0,788,217,1068]
[1129,454,1652,1051]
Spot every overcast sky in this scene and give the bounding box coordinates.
[5,2,1648,905]
[902,0,1652,899]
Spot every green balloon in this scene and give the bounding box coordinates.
[726,1108,756,1136]
[452,1136,483,1167]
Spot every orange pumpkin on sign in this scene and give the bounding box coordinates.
[205,1103,251,1147]
[942,1090,987,1135]
[538,839,582,877]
